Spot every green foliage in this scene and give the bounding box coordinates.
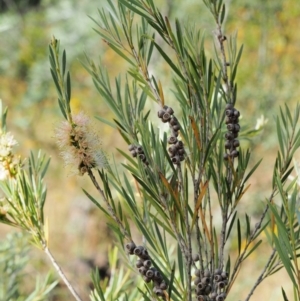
[0,1,300,301]
[90,247,139,301]
[0,150,50,248]
[0,232,57,301]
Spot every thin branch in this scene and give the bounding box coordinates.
[244,249,277,301]
[87,169,132,241]
[210,4,233,271]
[43,243,83,301]
[177,165,193,301]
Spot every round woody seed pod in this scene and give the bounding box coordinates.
[225,109,233,117]
[214,268,222,275]
[218,281,226,289]
[224,141,232,149]
[171,156,180,164]
[221,271,229,279]
[157,109,165,118]
[225,132,234,140]
[233,109,240,117]
[225,117,231,124]
[223,153,229,161]
[155,288,164,297]
[197,295,205,301]
[169,151,176,158]
[176,140,184,149]
[134,246,144,256]
[168,136,177,144]
[179,155,185,161]
[210,292,217,299]
[138,154,146,161]
[216,293,226,301]
[231,116,239,124]
[201,277,210,284]
[197,282,205,290]
[130,150,137,157]
[128,144,135,151]
[140,249,149,259]
[233,139,240,147]
[203,269,211,277]
[143,260,152,268]
[231,150,239,158]
[192,253,200,262]
[166,107,174,115]
[195,269,201,277]
[225,103,234,110]
[160,281,167,290]
[168,145,177,154]
[154,271,163,281]
[138,266,147,275]
[204,284,212,294]
[163,105,169,110]
[233,124,240,132]
[194,277,201,285]
[136,259,144,268]
[178,149,185,156]
[195,287,204,295]
[145,269,154,279]
[214,274,222,282]
[143,276,151,283]
[227,124,234,131]
[162,113,171,122]
[125,242,136,254]
[170,117,178,126]
[173,124,180,131]
[137,146,144,154]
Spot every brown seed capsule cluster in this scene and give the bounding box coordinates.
[158,105,185,165]
[128,144,149,165]
[125,242,167,298]
[193,268,228,301]
[224,103,240,161]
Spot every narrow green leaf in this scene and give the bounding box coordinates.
[220,4,226,24]
[50,69,62,96]
[276,116,285,157]
[62,50,66,77]
[226,211,237,241]
[175,19,184,55]
[153,41,185,81]
[243,158,262,184]
[147,33,155,65]
[226,255,231,276]
[243,240,262,260]
[105,42,135,66]
[237,218,241,255]
[168,262,176,299]
[281,288,289,301]
[177,246,185,287]
[66,71,71,104]
[82,189,110,217]
[95,116,117,129]
[57,98,67,120]
[135,218,156,250]
[272,234,297,287]
[118,0,151,21]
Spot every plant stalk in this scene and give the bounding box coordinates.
[43,243,83,301]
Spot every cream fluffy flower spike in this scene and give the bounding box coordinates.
[55,112,108,175]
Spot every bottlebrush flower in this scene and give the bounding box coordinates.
[55,112,108,175]
[0,131,19,180]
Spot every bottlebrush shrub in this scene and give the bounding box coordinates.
[1,0,300,301]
